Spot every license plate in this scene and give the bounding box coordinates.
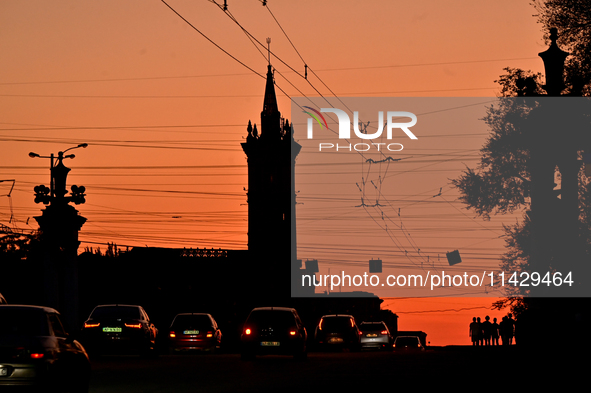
[366,334,378,337]
[328,337,343,343]
[260,341,280,347]
[103,327,122,333]
[183,330,199,335]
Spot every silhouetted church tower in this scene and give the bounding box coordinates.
[241,48,300,280]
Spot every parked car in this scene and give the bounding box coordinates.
[240,307,307,361]
[168,313,222,353]
[393,336,425,352]
[81,304,158,356]
[359,321,393,350]
[314,314,360,351]
[0,304,90,392]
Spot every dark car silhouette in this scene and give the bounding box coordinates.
[393,336,425,352]
[81,304,158,356]
[240,307,307,361]
[168,313,222,353]
[0,305,90,392]
[314,314,360,351]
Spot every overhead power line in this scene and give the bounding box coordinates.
[160,0,265,79]
[0,59,537,86]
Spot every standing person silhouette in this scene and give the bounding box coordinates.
[469,317,480,346]
[500,316,509,345]
[507,313,515,345]
[476,317,483,346]
[491,317,500,345]
[481,316,492,346]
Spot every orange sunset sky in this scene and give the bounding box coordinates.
[1,1,550,345]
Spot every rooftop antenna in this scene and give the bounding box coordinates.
[266,37,271,65]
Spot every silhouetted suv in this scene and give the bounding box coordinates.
[81,304,158,356]
[315,314,360,351]
[240,307,307,360]
[359,321,393,350]
[0,305,91,391]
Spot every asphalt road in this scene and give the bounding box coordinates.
[88,346,584,392]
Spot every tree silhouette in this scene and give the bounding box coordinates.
[453,2,591,317]
[452,83,537,219]
[0,231,43,303]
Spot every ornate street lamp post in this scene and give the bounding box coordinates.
[30,143,88,205]
[29,144,88,331]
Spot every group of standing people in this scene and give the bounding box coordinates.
[469,314,515,346]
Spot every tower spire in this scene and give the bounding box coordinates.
[261,37,279,136]
[240,44,301,296]
[262,63,278,117]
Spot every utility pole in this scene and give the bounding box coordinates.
[30,144,88,331]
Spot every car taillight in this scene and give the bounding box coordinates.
[206,332,213,338]
[289,330,297,336]
[380,330,388,335]
[84,322,100,328]
[245,328,252,335]
[125,323,142,329]
[359,331,363,335]
[30,353,44,359]
[169,331,176,338]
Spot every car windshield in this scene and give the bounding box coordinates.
[321,317,353,331]
[0,308,50,336]
[246,310,295,328]
[90,306,141,320]
[395,337,419,347]
[360,323,386,332]
[171,314,212,329]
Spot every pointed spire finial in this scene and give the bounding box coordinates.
[262,60,278,118]
[266,37,271,65]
